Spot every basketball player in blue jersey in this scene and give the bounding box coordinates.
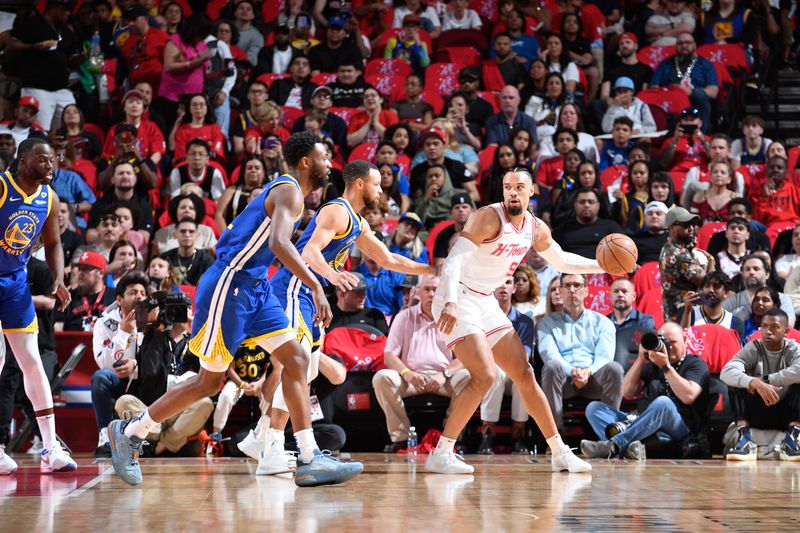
[108,132,363,487]
[0,138,75,475]
[250,161,434,474]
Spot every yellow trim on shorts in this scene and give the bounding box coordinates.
[249,326,295,345]
[188,320,234,366]
[3,317,39,334]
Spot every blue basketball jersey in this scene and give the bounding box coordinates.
[271,197,364,289]
[0,171,52,275]
[215,174,302,280]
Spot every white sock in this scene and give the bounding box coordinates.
[294,428,317,463]
[36,414,56,451]
[546,434,567,453]
[255,414,271,441]
[434,436,456,455]
[124,410,156,439]
[268,428,285,445]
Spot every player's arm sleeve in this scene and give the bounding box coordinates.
[440,236,478,304]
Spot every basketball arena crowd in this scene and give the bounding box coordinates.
[1,0,800,465]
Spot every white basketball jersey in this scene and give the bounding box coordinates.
[461,203,536,295]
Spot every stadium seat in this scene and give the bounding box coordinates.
[583,273,612,314]
[348,143,377,163]
[329,107,358,123]
[767,221,797,247]
[637,87,691,116]
[477,145,497,184]
[310,72,338,86]
[365,72,405,99]
[256,72,290,90]
[789,146,800,172]
[424,63,461,97]
[437,29,489,55]
[638,288,665,328]
[83,122,106,148]
[324,326,387,372]
[281,106,305,130]
[696,221,727,252]
[424,220,455,261]
[686,324,742,373]
[697,43,749,72]
[364,58,413,78]
[633,261,660,308]
[434,46,482,69]
[636,45,676,70]
[477,91,500,113]
[419,88,445,115]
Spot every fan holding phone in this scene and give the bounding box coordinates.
[679,271,746,339]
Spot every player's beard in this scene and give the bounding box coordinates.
[363,192,379,210]
[507,205,523,215]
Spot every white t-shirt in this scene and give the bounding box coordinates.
[547,61,580,84]
[393,6,441,29]
[777,253,800,278]
[646,12,697,46]
[441,9,482,31]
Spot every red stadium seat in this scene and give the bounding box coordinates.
[636,45,676,70]
[697,43,749,72]
[434,46,482,69]
[469,0,498,20]
[329,107,358,123]
[348,143,377,163]
[477,91,500,113]
[324,326,387,372]
[424,63,461,97]
[425,220,455,262]
[281,106,305,130]
[478,145,497,184]
[767,221,797,247]
[789,146,800,172]
[583,273,612,315]
[256,72,290,90]
[696,221,727,252]
[365,72,405,99]
[437,29,489,55]
[685,324,742,373]
[72,159,98,192]
[633,262,660,308]
[364,58,413,78]
[599,165,627,190]
[637,87,692,116]
[419,88,445,115]
[310,72,338,86]
[638,288,664,328]
[83,122,106,148]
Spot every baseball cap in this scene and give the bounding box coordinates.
[349,271,371,291]
[398,212,423,229]
[275,23,291,34]
[402,14,422,26]
[76,250,107,271]
[399,274,418,289]
[665,206,700,226]
[613,77,635,92]
[312,85,333,98]
[644,201,669,215]
[328,16,346,28]
[418,127,446,144]
[451,192,474,209]
[459,67,480,81]
[18,96,39,112]
[681,107,701,119]
[122,89,145,104]
[123,6,149,19]
[619,32,638,45]
[115,123,138,137]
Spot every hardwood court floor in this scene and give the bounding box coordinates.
[1,453,800,533]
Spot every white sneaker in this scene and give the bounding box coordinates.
[27,436,43,455]
[425,451,474,474]
[40,442,77,473]
[97,428,109,448]
[256,441,296,475]
[552,446,592,473]
[238,429,263,461]
[0,446,18,475]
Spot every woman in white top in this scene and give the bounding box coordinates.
[537,102,599,163]
[393,0,442,39]
[776,224,800,280]
[441,0,483,31]
[540,34,580,95]
[512,265,544,319]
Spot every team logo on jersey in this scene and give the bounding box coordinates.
[332,243,355,272]
[1,210,40,255]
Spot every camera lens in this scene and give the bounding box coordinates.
[641,332,663,352]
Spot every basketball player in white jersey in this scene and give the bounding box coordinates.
[430,169,607,474]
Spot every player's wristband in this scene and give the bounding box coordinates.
[400,368,411,377]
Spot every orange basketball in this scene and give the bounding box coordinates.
[596,233,639,275]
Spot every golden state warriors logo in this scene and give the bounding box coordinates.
[1,210,40,256]
[332,243,353,271]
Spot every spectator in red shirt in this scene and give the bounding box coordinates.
[749,156,800,227]
[243,101,291,157]
[102,90,165,168]
[119,6,169,94]
[346,87,399,148]
[660,107,709,175]
[536,127,578,191]
[169,94,226,161]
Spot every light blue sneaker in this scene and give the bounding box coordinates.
[294,449,363,487]
[108,419,144,485]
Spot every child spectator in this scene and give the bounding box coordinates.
[599,117,635,171]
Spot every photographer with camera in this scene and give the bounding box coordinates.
[680,271,746,340]
[90,271,150,456]
[660,107,710,174]
[580,322,711,460]
[114,287,213,457]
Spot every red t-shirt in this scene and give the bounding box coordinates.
[535,156,565,188]
[552,4,605,42]
[173,123,227,161]
[121,28,169,95]
[749,180,800,226]
[347,110,399,145]
[661,134,710,174]
[102,120,166,160]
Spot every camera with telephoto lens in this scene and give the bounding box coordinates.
[136,291,191,329]
[641,331,670,360]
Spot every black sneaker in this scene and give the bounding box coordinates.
[477,432,494,455]
[512,437,530,455]
[780,425,800,462]
[726,426,757,461]
[94,442,111,458]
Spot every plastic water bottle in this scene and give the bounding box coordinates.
[407,427,418,456]
[89,31,103,74]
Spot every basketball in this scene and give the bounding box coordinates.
[596,233,639,275]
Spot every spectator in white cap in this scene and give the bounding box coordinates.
[601,76,656,134]
[631,201,669,264]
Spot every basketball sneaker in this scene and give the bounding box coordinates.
[40,442,77,473]
[94,428,111,458]
[580,439,617,459]
[238,429,263,461]
[0,445,18,475]
[27,436,43,455]
[108,419,144,485]
[625,440,647,461]
[256,440,296,475]
[425,450,475,474]
[726,426,757,461]
[780,425,800,462]
[294,449,364,487]
[552,446,592,472]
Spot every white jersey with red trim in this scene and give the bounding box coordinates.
[460,203,535,295]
